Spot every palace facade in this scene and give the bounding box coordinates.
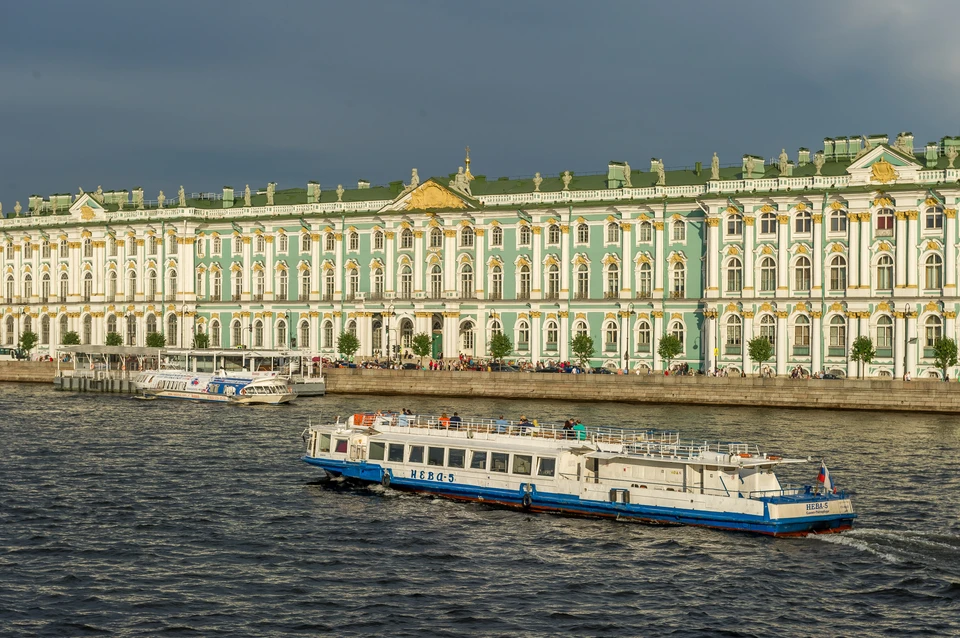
[3,134,960,378]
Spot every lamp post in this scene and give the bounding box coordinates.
[385,304,394,364]
[625,303,634,372]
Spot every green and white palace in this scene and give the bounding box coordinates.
[3,133,960,378]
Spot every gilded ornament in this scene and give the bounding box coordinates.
[870,160,899,184]
[945,209,957,219]
[706,218,720,227]
[777,215,789,224]
[759,204,775,213]
[743,216,755,226]
[829,201,844,210]
[812,213,823,224]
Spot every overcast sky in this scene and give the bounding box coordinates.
[1,0,958,207]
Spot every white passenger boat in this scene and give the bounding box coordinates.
[301,413,856,536]
[134,369,296,404]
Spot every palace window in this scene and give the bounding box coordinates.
[168,314,178,347]
[545,264,560,299]
[925,316,943,348]
[372,267,384,297]
[638,221,652,242]
[574,321,588,338]
[60,239,69,256]
[400,319,413,348]
[637,321,651,350]
[83,315,92,345]
[278,234,288,253]
[759,315,775,346]
[876,255,893,291]
[399,266,412,299]
[254,320,263,348]
[459,264,473,298]
[83,238,92,258]
[211,235,221,256]
[459,321,475,351]
[233,235,242,254]
[672,220,686,242]
[926,207,944,230]
[277,321,287,348]
[604,322,618,352]
[146,314,157,337]
[795,211,812,234]
[300,233,311,253]
[323,321,334,349]
[726,257,743,293]
[726,214,743,238]
[210,320,220,348]
[41,273,50,300]
[430,265,442,299]
[233,270,242,300]
[725,315,742,350]
[60,273,69,302]
[325,233,335,252]
[22,273,32,299]
[605,263,619,298]
[637,262,652,297]
[348,232,359,251]
[127,236,136,254]
[518,265,531,299]
[547,224,561,245]
[671,262,685,298]
[40,315,50,345]
[212,270,221,301]
[278,269,288,301]
[829,210,847,234]
[169,234,179,253]
[400,228,414,249]
[348,268,359,299]
[877,316,893,349]
[430,227,444,248]
[194,271,203,299]
[577,223,589,244]
[490,265,502,299]
[829,255,847,291]
[925,254,943,289]
[460,227,474,248]
[82,272,93,302]
[794,256,811,292]
[517,321,530,350]
[146,270,157,300]
[760,212,777,235]
[545,321,558,350]
[669,320,685,347]
[491,226,503,247]
[759,257,776,292]
[324,270,334,299]
[518,225,531,246]
[606,222,620,244]
[794,315,810,347]
[876,209,894,232]
[576,264,589,299]
[300,267,311,300]
[829,316,846,349]
[373,230,384,250]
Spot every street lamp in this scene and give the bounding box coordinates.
[385,304,394,363]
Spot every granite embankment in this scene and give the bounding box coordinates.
[324,368,958,413]
[0,361,58,383]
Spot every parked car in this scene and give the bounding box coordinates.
[821,373,843,380]
[536,366,562,373]
[488,362,520,372]
[590,367,615,374]
[401,362,420,370]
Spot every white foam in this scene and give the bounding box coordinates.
[813,533,903,564]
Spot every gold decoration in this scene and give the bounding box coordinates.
[796,244,808,254]
[406,182,467,210]
[829,201,844,210]
[759,204,775,213]
[653,222,664,230]
[871,160,899,184]
[812,213,823,224]
[810,311,822,319]
[927,240,940,250]
[80,205,95,221]
[831,244,844,253]
[794,302,807,312]
[945,311,957,319]
[743,216,755,226]
[878,242,891,251]
[925,197,939,207]
[742,311,755,318]
[671,313,682,320]
[706,218,720,227]
[761,245,773,255]
[877,302,890,312]
[830,302,843,312]
[795,203,807,211]
[873,196,893,207]
[725,303,739,312]
[925,301,939,312]
[946,209,958,219]
[777,215,789,224]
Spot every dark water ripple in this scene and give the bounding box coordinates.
[1,385,959,637]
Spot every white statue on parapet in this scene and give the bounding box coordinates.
[711,152,720,180]
[532,172,543,192]
[656,160,666,186]
[449,167,471,196]
[947,146,958,169]
[157,191,165,209]
[244,185,251,207]
[94,185,104,204]
[135,189,144,209]
[14,202,21,215]
[407,168,420,191]
[623,161,632,188]
[336,184,344,202]
[178,185,186,207]
[561,171,572,191]
[745,156,755,179]
[267,182,275,206]
[813,151,825,176]
[778,149,789,175]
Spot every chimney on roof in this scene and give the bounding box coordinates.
[798,148,810,166]
[357,180,370,190]
[823,138,835,160]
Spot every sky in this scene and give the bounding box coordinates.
[1,0,959,208]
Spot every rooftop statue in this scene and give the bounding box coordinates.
[623,161,632,188]
[778,149,789,175]
[94,185,104,204]
[449,166,471,196]
[745,156,755,179]
[532,172,543,192]
[14,202,21,215]
[134,189,144,209]
[244,185,251,207]
[407,168,420,190]
[656,160,665,186]
[178,186,186,207]
[711,152,720,180]
[267,182,275,206]
[157,191,165,209]
[947,146,958,169]
[813,151,825,176]
[117,197,124,211]
[336,184,344,202]
[893,133,913,155]
[561,171,572,191]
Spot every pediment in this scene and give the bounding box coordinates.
[846,145,922,186]
[68,194,105,221]
[379,179,478,213]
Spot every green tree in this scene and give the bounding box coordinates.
[747,336,774,375]
[657,334,683,372]
[570,333,595,371]
[18,331,38,357]
[489,332,513,365]
[932,337,958,382]
[61,331,80,345]
[105,332,123,346]
[849,336,876,380]
[146,332,166,348]
[337,331,360,362]
[193,332,210,349]
[411,332,432,368]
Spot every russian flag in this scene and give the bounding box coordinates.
[817,461,832,492]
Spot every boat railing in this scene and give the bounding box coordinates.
[747,485,810,499]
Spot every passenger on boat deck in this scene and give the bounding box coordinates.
[495,415,508,433]
[573,419,587,441]
[397,410,410,426]
[439,412,451,428]
[518,415,532,430]
[562,419,574,438]
[449,412,463,429]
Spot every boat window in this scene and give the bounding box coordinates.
[491,452,509,473]
[537,458,556,477]
[470,451,487,470]
[334,439,348,453]
[369,442,385,461]
[387,443,404,462]
[448,448,466,468]
[319,434,331,453]
[428,447,445,466]
[512,455,533,475]
[409,445,424,463]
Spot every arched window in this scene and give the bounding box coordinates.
[829,210,847,233]
[400,228,413,249]
[24,241,33,260]
[876,255,894,291]
[605,263,619,298]
[925,254,943,289]
[926,207,944,230]
[169,233,179,253]
[546,264,560,299]
[759,315,776,346]
[545,321,558,350]
[672,220,686,242]
[277,320,287,348]
[59,272,69,302]
[82,272,93,302]
[490,319,503,336]
[167,314,178,346]
[300,232,311,253]
[794,315,810,347]
[295,266,308,301]
[399,265,412,299]
[254,234,265,253]
[232,320,242,348]
[637,321,651,351]
[299,321,309,349]
[459,321,475,351]
[60,239,69,255]
[59,314,68,342]
[41,240,51,258]
[372,267,384,297]
[373,230,384,250]
[127,270,137,300]
[324,270,334,299]
[759,257,776,292]
[347,268,359,299]
[574,321,588,338]
[5,275,13,303]
[210,319,220,348]
[460,227,474,248]
[925,315,943,347]
[604,322,618,352]
[606,222,620,244]
[459,263,474,298]
[146,270,157,300]
[167,269,178,299]
[638,221,652,242]
[876,208,894,233]
[795,210,812,234]
[726,214,743,237]
[876,315,893,350]
[346,320,357,337]
[725,315,742,351]
[490,226,503,247]
[278,269,288,301]
[83,237,92,258]
[519,225,531,246]
[4,315,13,345]
[23,273,33,299]
[323,321,334,348]
[576,223,589,244]
[40,315,50,345]
[726,257,743,293]
[576,264,589,299]
[547,224,561,245]
[829,255,847,291]
[232,235,242,254]
[253,320,263,348]
[490,265,503,299]
[430,265,442,299]
[669,320,685,347]
[82,315,93,344]
[348,232,359,251]
[829,315,846,350]
[790,256,810,292]
[517,321,530,350]
[760,212,777,234]
[637,262,652,298]
[400,319,413,348]
[146,314,157,336]
[671,262,685,298]
[518,264,531,298]
[325,233,335,252]
[430,227,443,248]
[278,234,288,253]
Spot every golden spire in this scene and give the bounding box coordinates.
[464,146,474,181]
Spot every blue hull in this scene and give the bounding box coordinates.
[302,457,855,537]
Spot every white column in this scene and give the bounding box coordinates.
[654,221,665,295]
[777,215,789,297]
[775,311,787,375]
[947,311,957,379]
[811,312,822,374]
[444,230,456,293]
[812,215,823,291]
[414,230,424,293]
[652,311,663,370]
[311,232,321,301]
[893,312,905,378]
[847,213,859,293]
[704,311,716,372]
[743,218,755,293]
[895,211,908,291]
[706,217,720,297]
[946,211,957,292]
[907,212,919,290]
[264,235,274,300]
[242,236,252,301]
[621,223,633,298]
[531,311,542,364]
[532,226,542,300]
[385,231,395,295]
[560,225,571,300]
[905,312,918,377]
[475,229,485,299]
[559,311,570,362]
[334,233,344,300]
[742,312,753,373]
[859,213,871,294]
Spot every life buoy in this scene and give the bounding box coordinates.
[738,453,753,458]
[768,455,782,461]
[521,492,532,508]
[121,362,126,371]
[89,362,94,370]
[381,472,391,488]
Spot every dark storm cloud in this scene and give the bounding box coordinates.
[1,0,957,205]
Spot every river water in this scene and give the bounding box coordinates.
[1,384,959,637]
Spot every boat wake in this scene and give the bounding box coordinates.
[813,528,960,573]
